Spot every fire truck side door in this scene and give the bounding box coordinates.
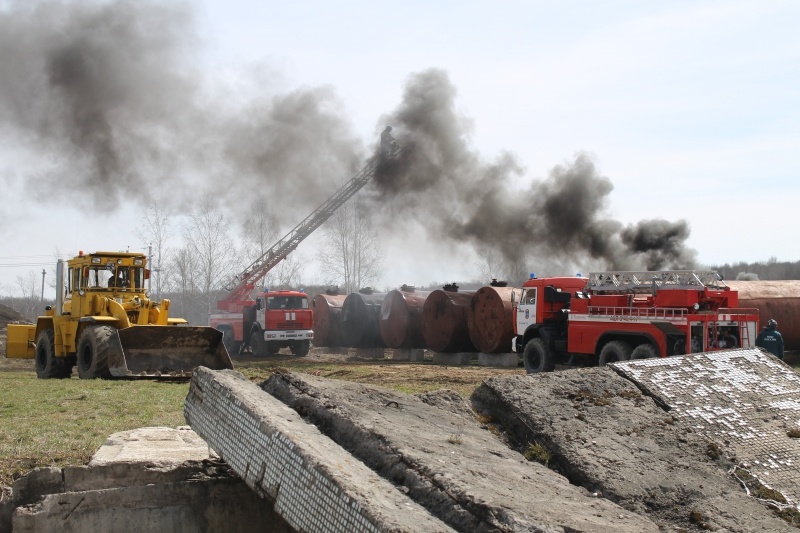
[517,287,538,333]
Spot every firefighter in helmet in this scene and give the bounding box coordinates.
[755,319,784,360]
[380,126,398,155]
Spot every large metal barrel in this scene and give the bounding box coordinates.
[312,293,347,347]
[725,280,800,350]
[422,288,477,353]
[467,286,516,354]
[341,289,387,348]
[379,288,430,349]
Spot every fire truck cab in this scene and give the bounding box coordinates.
[513,270,760,373]
[211,289,313,357]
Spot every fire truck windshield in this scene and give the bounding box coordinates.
[267,296,308,310]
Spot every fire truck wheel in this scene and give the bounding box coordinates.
[291,341,310,357]
[35,328,72,379]
[523,338,555,373]
[599,340,633,366]
[630,343,657,360]
[250,331,268,357]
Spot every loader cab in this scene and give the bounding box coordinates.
[66,253,147,296]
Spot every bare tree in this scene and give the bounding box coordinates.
[238,197,305,289]
[319,196,382,294]
[14,271,40,320]
[240,198,280,262]
[265,254,305,289]
[181,194,238,316]
[166,245,198,318]
[136,202,171,299]
[475,245,503,283]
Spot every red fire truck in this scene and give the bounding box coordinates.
[512,270,760,373]
[210,143,404,356]
[211,288,313,356]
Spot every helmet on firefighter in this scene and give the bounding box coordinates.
[385,126,392,131]
[767,319,778,328]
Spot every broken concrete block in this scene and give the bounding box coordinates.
[472,364,795,532]
[262,371,660,532]
[184,368,454,533]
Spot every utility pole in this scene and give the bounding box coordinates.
[41,269,46,302]
[148,243,153,294]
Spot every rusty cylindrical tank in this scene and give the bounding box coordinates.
[379,287,430,349]
[341,289,387,348]
[422,286,478,353]
[725,280,800,350]
[467,286,517,354]
[312,293,347,347]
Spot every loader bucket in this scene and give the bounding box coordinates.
[109,326,233,378]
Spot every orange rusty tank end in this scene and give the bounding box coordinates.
[726,280,800,350]
[467,286,517,354]
[379,288,430,349]
[312,293,347,347]
[422,288,477,353]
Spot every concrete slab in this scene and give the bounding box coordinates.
[89,426,213,467]
[477,352,518,368]
[184,368,455,533]
[431,352,470,366]
[6,427,285,533]
[263,371,660,533]
[390,348,425,361]
[12,475,286,533]
[354,347,385,359]
[473,355,796,532]
[612,348,800,508]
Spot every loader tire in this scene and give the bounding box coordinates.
[291,340,310,357]
[77,325,114,379]
[523,338,555,373]
[35,329,71,379]
[599,340,633,366]
[250,330,267,357]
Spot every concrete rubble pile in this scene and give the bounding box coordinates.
[4,348,798,532]
[187,368,658,532]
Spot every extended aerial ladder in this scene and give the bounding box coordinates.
[215,146,404,315]
[587,270,727,293]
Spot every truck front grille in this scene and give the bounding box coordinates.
[277,322,304,330]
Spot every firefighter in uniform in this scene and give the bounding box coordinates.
[380,126,398,155]
[755,319,784,360]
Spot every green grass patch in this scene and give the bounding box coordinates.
[0,371,189,491]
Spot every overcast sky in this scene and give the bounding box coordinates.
[1,0,798,298]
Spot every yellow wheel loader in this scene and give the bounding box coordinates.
[5,251,233,379]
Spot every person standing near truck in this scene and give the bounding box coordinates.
[756,319,784,360]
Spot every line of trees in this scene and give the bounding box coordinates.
[0,193,385,324]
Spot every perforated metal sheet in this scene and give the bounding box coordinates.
[613,349,800,507]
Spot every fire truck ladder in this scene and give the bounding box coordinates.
[587,270,726,293]
[217,147,404,310]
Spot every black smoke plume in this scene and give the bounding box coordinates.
[374,69,697,278]
[0,0,362,220]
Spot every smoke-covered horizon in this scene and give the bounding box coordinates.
[0,1,697,280]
